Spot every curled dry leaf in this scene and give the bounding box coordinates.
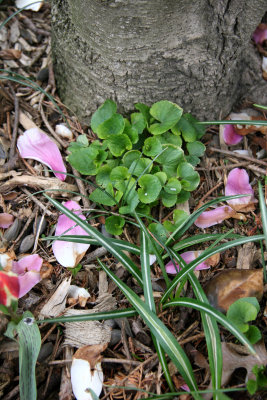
[229,113,267,136]
[204,269,263,313]
[71,344,107,400]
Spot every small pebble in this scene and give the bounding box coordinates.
[19,233,35,253]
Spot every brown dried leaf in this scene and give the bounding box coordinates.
[73,343,107,369]
[204,269,263,312]
[234,116,267,135]
[0,49,21,60]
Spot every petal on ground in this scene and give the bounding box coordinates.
[17,128,66,181]
[194,206,236,228]
[223,124,243,145]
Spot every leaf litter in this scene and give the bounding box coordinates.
[0,2,267,400]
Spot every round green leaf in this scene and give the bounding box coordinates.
[177,162,200,191]
[123,119,139,144]
[138,174,162,203]
[89,183,116,206]
[107,133,132,156]
[105,216,125,235]
[154,171,167,185]
[67,147,99,175]
[185,155,200,166]
[176,189,190,203]
[186,141,206,157]
[164,178,182,195]
[142,137,162,157]
[160,190,177,207]
[131,112,146,134]
[135,103,150,123]
[97,114,125,139]
[96,165,112,187]
[129,158,152,177]
[91,99,117,132]
[122,150,141,168]
[149,100,183,135]
[175,115,197,142]
[159,132,183,147]
[227,299,259,333]
[246,325,261,344]
[157,144,184,177]
[110,166,130,184]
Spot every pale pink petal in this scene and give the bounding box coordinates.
[194,206,235,228]
[252,25,267,44]
[0,213,14,229]
[17,128,66,181]
[52,201,90,268]
[225,168,255,207]
[11,254,43,298]
[18,271,41,298]
[12,254,43,275]
[223,124,243,145]
[165,251,210,274]
[181,384,190,392]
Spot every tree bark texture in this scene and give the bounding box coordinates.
[51,0,267,123]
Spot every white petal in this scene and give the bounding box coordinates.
[55,124,73,140]
[149,254,157,265]
[71,359,103,400]
[68,285,90,300]
[15,0,43,11]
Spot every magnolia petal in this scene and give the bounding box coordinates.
[18,270,41,298]
[15,0,43,12]
[0,213,14,229]
[12,254,43,298]
[12,254,43,275]
[17,128,66,181]
[223,124,243,145]
[252,24,267,44]
[52,201,90,268]
[225,168,256,211]
[0,271,20,306]
[149,254,157,265]
[195,206,236,228]
[71,359,103,400]
[55,124,73,140]
[165,251,210,274]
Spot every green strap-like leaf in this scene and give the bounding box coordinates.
[44,195,143,286]
[164,299,256,355]
[17,312,41,400]
[161,234,264,303]
[97,260,202,399]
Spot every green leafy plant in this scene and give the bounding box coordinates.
[226,297,261,344]
[67,99,205,234]
[247,365,267,395]
[41,187,267,399]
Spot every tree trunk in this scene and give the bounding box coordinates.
[51,0,267,123]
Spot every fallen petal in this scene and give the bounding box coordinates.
[252,24,267,45]
[194,206,236,228]
[0,213,14,229]
[17,128,66,181]
[225,168,256,211]
[52,201,90,268]
[55,124,73,140]
[165,251,210,274]
[12,254,43,298]
[222,124,243,145]
[15,0,43,12]
[0,271,20,306]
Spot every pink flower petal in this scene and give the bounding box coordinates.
[17,128,66,181]
[194,206,236,228]
[252,25,267,45]
[223,124,243,145]
[0,213,14,229]
[12,254,43,298]
[225,168,255,207]
[181,384,190,392]
[165,251,210,274]
[52,201,90,268]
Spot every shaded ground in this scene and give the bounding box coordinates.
[0,3,267,400]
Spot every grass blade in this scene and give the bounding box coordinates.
[169,250,222,399]
[172,233,241,252]
[97,260,202,398]
[140,225,175,392]
[198,120,267,126]
[161,234,264,303]
[37,308,137,324]
[164,298,256,355]
[44,195,143,286]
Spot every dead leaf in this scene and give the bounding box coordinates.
[0,49,21,60]
[203,341,267,400]
[38,277,71,319]
[204,269,263,312]
[206,252,220,267]
[234,116,267,135]
[236,242,258,269]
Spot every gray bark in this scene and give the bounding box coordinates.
[51,0,267,123]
